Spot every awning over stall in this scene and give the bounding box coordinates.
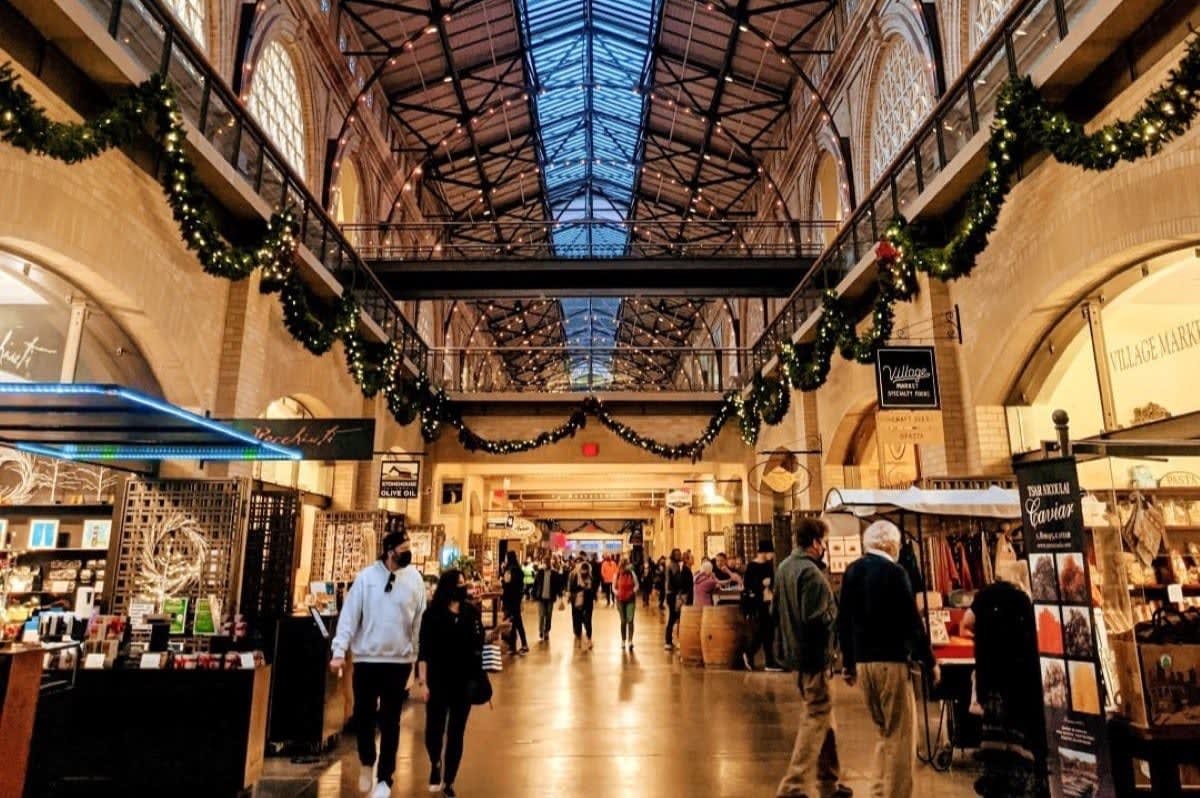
[0,383,301,462]
[824,487,1021,519]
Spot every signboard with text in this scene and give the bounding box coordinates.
[225,418,376,460]
[876,409,945,446]
[1015,457,1113,798]
[379,456,420,499]
[875,346,940,409]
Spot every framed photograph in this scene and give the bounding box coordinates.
[28,518,59,550]
[83,519,112,549]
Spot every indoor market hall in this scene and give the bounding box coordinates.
[2,0,1200,796]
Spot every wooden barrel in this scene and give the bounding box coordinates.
[701,605,748,669]
[678,606,703,666]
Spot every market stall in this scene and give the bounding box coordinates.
[823,485,1023,770]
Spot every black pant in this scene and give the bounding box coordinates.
[602,582,613,605]
[425,687,472,786]
[571,604,593,639]
[665,594,680,645]
[352,662,412,785]
[504,601,528,650]
[744,603,778,667]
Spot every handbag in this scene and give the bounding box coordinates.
[466,670,493,706]
[556,595,567,611]
[481,643,503,672]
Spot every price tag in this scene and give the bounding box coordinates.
[239,652,257,669]
[139,652,163,669]
[1167,583,1185,605]
[84,653,107,670]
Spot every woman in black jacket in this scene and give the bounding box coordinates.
[501,550,529,654]
[569,560,596,651]
[417,569,485,798]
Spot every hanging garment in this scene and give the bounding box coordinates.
[899,537,925,593]
[994,532,1017,574]
[956,541,975,592]
[980,532,995,586]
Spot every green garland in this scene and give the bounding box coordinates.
[767,34,1200,400]
[4,32,1198,460]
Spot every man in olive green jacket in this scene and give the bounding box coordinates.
[773,518,850,798]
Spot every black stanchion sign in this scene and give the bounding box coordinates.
[874,346,940,409]
[1015,457,1114,798]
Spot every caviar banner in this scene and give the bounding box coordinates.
[1015,457,1113,798]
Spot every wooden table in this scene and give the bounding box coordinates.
[1109,716,1200,797]
[0,645,44,798]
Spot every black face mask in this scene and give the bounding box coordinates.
[393,550,412,568]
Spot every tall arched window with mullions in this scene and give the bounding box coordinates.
[971,0,1014,53]
[162,0,207,51]
[248,41,307,180]
[869,36,933,183]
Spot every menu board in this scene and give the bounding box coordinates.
[1015,457,1113,798]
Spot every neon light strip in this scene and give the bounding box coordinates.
[14,442,295,461]
[0,383,302,460]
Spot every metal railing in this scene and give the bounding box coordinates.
[429,346,751,393]
[74,0,428,365]
[750,0,1102,370]
[345,220,834,260]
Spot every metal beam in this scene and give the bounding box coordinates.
[369,256,812,298]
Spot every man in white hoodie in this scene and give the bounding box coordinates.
[331,530,427,797]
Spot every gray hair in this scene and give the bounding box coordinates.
[863,520,902,555]
[699,560,714,575]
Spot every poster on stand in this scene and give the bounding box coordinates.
[1015,457,1114,798]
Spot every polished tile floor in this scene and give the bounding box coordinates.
[260,601,978,797]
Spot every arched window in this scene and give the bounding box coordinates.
[869,37,933,183]
[971,0,1014,52]
[812,153,843,247]
[248,41,307,179]
[163,0,207,51]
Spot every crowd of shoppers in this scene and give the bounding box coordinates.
[329,519,951,798]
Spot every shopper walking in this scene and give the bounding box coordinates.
[839,520,939,798]
[416,569,485,798]
[774,518,851,798]
[663,548,685,649]
[600,555,618,607]
[501,550,529,655]
[522,558,536,600]
[533,554,564,642]
[742,539,781,671]
[330,530,426,798]
[655,556,668,611]
[614,557,640,650]
[569,560,596,650]
[640,558,655,608]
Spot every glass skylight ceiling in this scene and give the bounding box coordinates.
[521,0,661,387]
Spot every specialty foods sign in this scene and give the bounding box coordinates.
[875,346,940,410]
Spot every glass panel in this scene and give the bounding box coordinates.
[166,46,205,126]
[1013,0,1062,77]
[203,91,238,165]
[971,46,1010,125]
[117,0,167,75]
[894,153,920,216]
[236,128,262,188]
[81,0,111,30]
[260,154,285,210]
[304,205,324,258]
[918,128,941,188]
[940,89,974,165]
[855,207,877,261]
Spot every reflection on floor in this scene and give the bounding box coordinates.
[260,601,978,797]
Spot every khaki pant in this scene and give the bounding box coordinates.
[859,661,916,798]
[777,671,842,798]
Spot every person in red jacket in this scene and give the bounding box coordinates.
[600,555,619,607]
[614,557,640,650]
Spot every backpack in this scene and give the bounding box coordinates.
[616,571,636,602]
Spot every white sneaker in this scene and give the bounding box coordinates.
[370,781,391,798]
[359,765,374,793]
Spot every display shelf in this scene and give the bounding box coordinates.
[15,547,108,554]
[1128,584,1200,597]
[0,504,115,514]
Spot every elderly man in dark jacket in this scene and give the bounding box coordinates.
[773,518,850,798]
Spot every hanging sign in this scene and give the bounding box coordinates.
[1015,457,1114,798]
[666,489,691,509]
[875,346,940,409]
[225,418,376,460]
[379,456,420,499]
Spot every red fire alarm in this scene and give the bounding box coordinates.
[581,442,600,458]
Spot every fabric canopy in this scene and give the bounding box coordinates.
[823,486,1021,519]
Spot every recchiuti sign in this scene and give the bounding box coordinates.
[224,419,376,460]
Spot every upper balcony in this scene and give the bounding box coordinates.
[749,0,1177,375]
[7,0,429,370]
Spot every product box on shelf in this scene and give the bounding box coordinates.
[1113,637,1200,727]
